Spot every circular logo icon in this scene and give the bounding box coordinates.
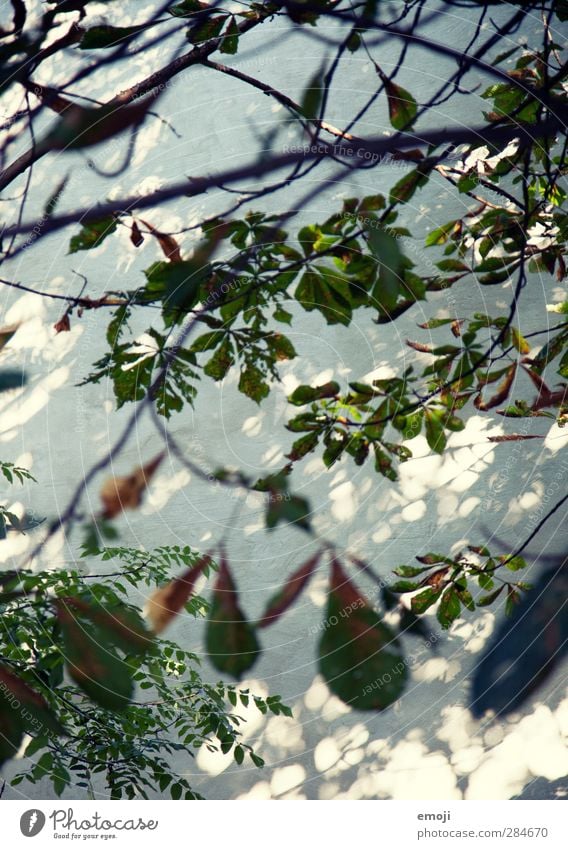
[20,810,46,837]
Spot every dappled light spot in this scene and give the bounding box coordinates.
[242,415,262,437]
[143,469,191,512]
[413,657,461,683]
[458,496,479,517]
[401,499,426,522]
[436,706,478,752]
[330,480,357,521]
[270,764,305,796]
[236,781,272,800]
[451,746,485,775]
[372,740,461,800]
[371,524,393,544]
[314,737,341,772]
[265,715,304,752]
[304,678,330,711]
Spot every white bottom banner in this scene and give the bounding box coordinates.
[0,800,565,848]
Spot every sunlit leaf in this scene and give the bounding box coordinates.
[146,554,212,633]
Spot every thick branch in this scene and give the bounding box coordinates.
[3,108,567,247]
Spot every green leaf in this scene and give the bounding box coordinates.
[437,587,461,629]
[0,699,24,768]
[392,564,432,577]
[203,337,234,380]
[238,364,269,404]
[367,226,405,316]
[384,79,417,130]
[187,14,228,44]
[424,408,447,454]
[288,381,339,406]
[286,431,319,461]
[265,494,311,532]
[425,221,458,247]
[295,269,352,325]
[190,331,226,352]
[411,587,443,614]
[206,559,260,679]
[318,559,407,710]
[64,598,153,653]
[476,585,504,606]
[168,0,208,16]
[69,216,117,253]
[79,25,149,50]
[300,67,325,119]
[500,555,527,572]
[273,306,293,324]
[144,260,206,314]
[220,17,239,55]
[389,580,421,593]
[389,166,430,206]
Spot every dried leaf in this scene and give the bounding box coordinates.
[130,220,144,247]
[140,218,182,262]
[488,434,543,442]
[146,554,212,633]
[100,452,164,519]
[54,314,71,333]
[406,339,433,353]
[474,363,517,411]
[257,551,321,627]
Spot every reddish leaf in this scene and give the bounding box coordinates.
[406,339,433,353]
[0,664,65,736]
[53,314,71,333]
[257,551,321,627]
[146,554,212,633]
[140,218,182,262]
[61,597,153,651]
[474,363,517,410]
[130,220,144,247]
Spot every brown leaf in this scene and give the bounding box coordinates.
[257,551,321,628]
[100,451,164,519]
[474,363,517,411]
[54,314,71,333]
[146,553,212,634]
[488,434,544,442]
[421,566,450,589]
[451,320,464,338]
[406,339,433,353]
[140,218,182,262]
[130,220,144,247]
